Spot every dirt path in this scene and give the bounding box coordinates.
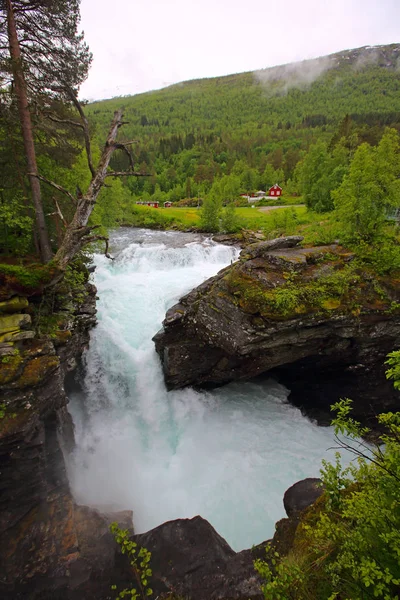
[258,204,305,212]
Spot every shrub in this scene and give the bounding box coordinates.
[110,523,153,599]
[255,398,400,600]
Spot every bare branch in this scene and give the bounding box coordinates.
[50,109,148,275]
[44,113,84,130]
[82,234,114,260]
[65,86,96,178]
[53,197,68,227]
[29,173,77,204]
[112,141,136,170]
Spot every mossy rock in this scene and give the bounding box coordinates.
[0,296,29,313]
[0,355,24,385]
[0,313,31,335]
[0,262,58,300]
[53,330,72,345]
[16,355,60,388]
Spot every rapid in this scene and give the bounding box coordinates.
[67,228,349,551]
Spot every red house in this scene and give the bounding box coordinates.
[164,201,172,208]
[146,201,159,208]
[268,184,282,197]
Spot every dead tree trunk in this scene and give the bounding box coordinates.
[52,110,130,271]
[5,0,52,263]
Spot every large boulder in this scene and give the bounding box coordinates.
[132,516,264,600]
[154,238,400,424]
[283,478,325,518]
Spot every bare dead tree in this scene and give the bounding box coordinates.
[30,94,146,277]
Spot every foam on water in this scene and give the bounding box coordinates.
[68,228,350,550]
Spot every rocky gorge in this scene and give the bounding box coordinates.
[154,236,400,427]
[1,233,399,599]
[0,257,321,600]
[0,273,134,599]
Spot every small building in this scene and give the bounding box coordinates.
[164,201,172,208]
[135,200,159,208]
[268,184,282,198]
[241,190,268,203]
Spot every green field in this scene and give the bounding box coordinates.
[127,204,308,229]
[122,203,336,243]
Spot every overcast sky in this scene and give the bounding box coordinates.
[79,0,400,101]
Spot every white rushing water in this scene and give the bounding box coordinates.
[68,228,349,551]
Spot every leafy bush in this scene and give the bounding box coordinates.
[200,196,222,232]
[0,193,33,256]
[255,398,400,600]
[221,203,240,233]
[110,523,153,599]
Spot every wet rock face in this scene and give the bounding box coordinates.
[283,478,324,518]
[0,283,133,599]
[132,516,264,600]
[154,237,400,422]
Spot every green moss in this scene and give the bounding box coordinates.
[224,261,390,320]
[17,355,60,388]
[0,296,29,313]
[0,262,57,299]
[0,354,23,385]
[53,329,72,344]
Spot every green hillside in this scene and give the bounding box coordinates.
[87,44,400,202]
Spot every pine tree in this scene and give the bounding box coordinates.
[0,0,91,262]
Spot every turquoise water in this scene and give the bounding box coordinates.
[68,228,350,550]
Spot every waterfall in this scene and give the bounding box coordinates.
[68,228,350,551]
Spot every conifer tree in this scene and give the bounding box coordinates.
[0,0,91,262]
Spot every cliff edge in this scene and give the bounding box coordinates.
[154,237,400,424]
[0,269,133,599]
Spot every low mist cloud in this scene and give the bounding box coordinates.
[254,56,335,95]
[353,47,380,71]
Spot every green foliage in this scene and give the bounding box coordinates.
[221,203,240,233]
[63,261,88,304]
[0,193,33,256]
[3,44,400,255]
[295,141,349,212]
[353,234,400,275]
[385,350,400,390]
[333,128,400,242]
[200,196,222,232]
[0,262,56,295]
[254,545,306,600]
[110,523,153,600]
[255,398,400,600]
[32,254,90,336]
[87,45,400,210]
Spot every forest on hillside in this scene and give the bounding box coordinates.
[88,44,400,205]
[1,3,400,598]
[2,37,400,255]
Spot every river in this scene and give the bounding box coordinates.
[67,228,350,551]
